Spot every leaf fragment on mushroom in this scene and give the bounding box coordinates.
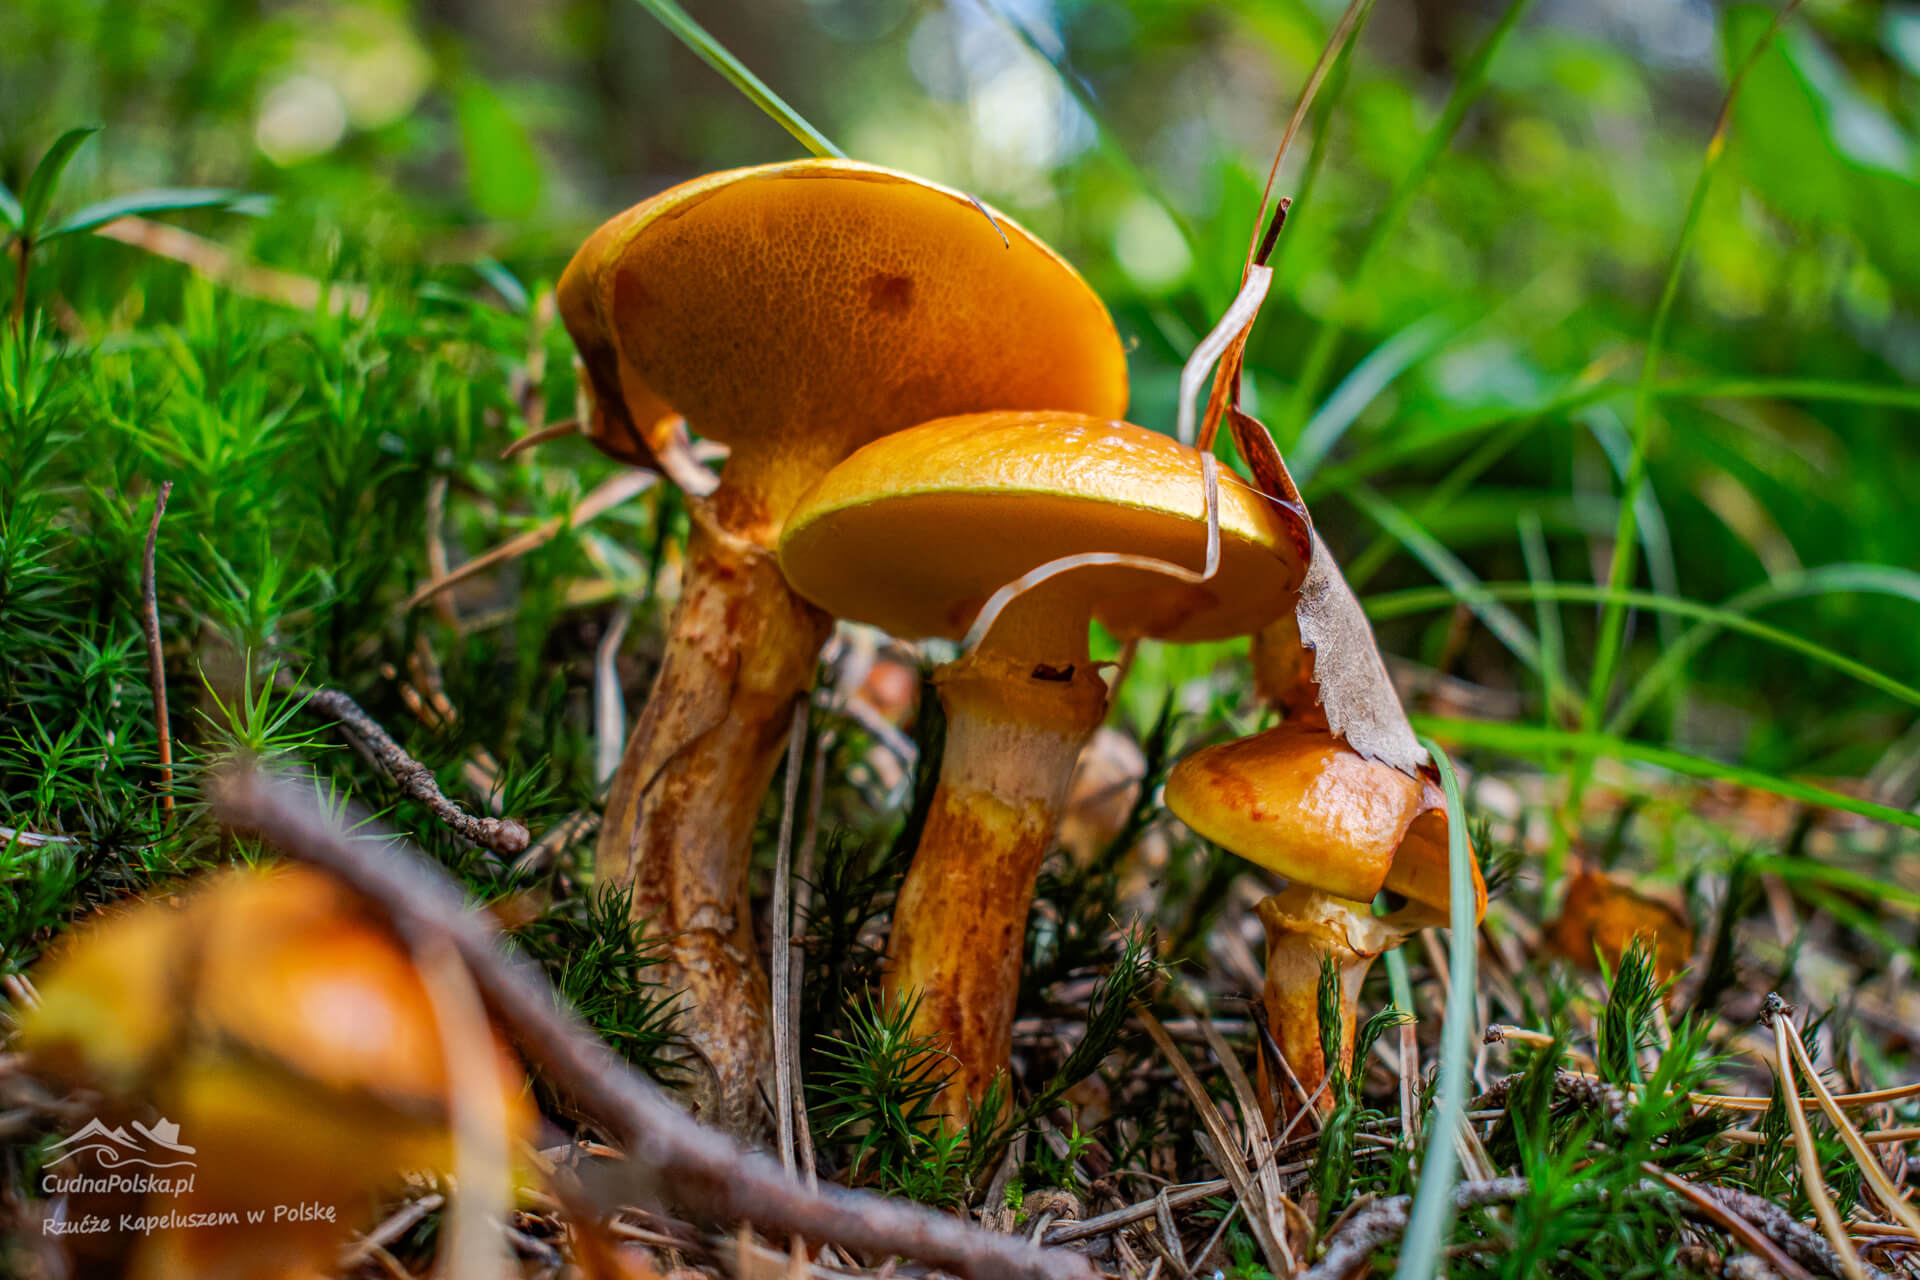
[1295,530,1427,775]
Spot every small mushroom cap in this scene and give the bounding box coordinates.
[778,412,1310,652]
[1165,721,1486,920]
[559,160,1127,477]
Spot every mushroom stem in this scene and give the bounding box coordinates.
[595,519,832,1134]
[883,648,1109,1128]
[1253,884,1399,1128]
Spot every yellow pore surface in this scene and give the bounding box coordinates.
[559,160,1128,472]
[779,411,1308,656]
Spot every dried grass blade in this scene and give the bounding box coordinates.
[770,702,810,1178]
[403,470,655,611]
[1175,990,1287,1240]
[1768,1002,1870,1280]
[1778,1014,1920,1239]
[1138,1007,1289,1276]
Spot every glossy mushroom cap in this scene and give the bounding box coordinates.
[559,160,1129,519]
[779,412,1311,659]
[22,866,530,1140]
[1165,721,1487,921]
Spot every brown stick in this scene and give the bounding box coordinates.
[294,685,529,856]
[141,481,174,821]
[208,766,1095,1280]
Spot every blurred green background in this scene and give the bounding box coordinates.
[4,0,1918,781]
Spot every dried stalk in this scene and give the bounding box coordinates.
[141,480,174,821]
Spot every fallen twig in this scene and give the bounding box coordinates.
[291,684,530,856]
[1302,1178,1530,1280]
[1470,1069,1628,1132]
[1694,1182,1896,1280]
[141,480,174,822]
[209,765,1096,1280]
[95,216,371,316]
[0,826,78,849]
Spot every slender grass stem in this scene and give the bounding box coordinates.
[627,0,845,159]
[1580,0,1806,745]
[1282,0,1536,436]
[1394,735,1478,1280]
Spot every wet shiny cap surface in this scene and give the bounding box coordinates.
[778,411,1309,651]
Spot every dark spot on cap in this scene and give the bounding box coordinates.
[1032,663,1075,683]
[863,272,915,315]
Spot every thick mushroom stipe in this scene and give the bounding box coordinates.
[561,162,1127,1133]
[886,651,1110,1124]
[782,411,1308,1124]
[594,522,832,1124]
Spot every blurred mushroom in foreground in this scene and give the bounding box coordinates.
[781,410,1309,1124]
[1165,722,1485,1124]
[19,864,533,1280]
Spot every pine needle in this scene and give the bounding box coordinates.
[1765,995,1869,1280]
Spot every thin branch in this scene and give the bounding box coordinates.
[141,480,174,822]
[1304,1178,1530,1280]
[1694,1182,1897,1280]
[94,216,371,316]
[293,684,530,856]
[209,766,1096,1280]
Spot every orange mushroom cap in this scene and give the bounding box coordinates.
[1165,721,1487,921]
[22,866,530,1135]
[559,161,1129,515]
[779,411,1310,656]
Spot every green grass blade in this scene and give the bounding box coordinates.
[1395,735,1478,1280]
[1606,563,1920,735]
[1653,377,1920,410]
[1282,0,1535,435]
[1414,716,1920,833]
[1288,312,1454,485]
[627,0,845,160]
[1585,406,1681,648]
[1305,376,1619,501]
[1347,485,1561,704]
[1583,1,1803,739]
[1363,579,1920,714]
[1516,515,1568,715]
[47,187,244,240]
[1749,856,1920,917]
[0,180,20,232]
[20,126,100,237]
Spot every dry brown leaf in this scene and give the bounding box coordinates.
[1295,530,1427,774]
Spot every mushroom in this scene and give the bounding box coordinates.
[1546,860,1693,984]
[1164,721,1486,1124]
[780,410,1310,1123]
[20,865,531,1280]
[558,159,1127,1130]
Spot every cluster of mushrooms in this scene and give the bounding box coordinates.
[557,159,1485,1135]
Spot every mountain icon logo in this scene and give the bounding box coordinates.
[46,1116,197,1169]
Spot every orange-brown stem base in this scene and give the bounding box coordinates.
[1254,885,1398,1131]
[883,651,1107,1129]
[595,520,831,1135]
